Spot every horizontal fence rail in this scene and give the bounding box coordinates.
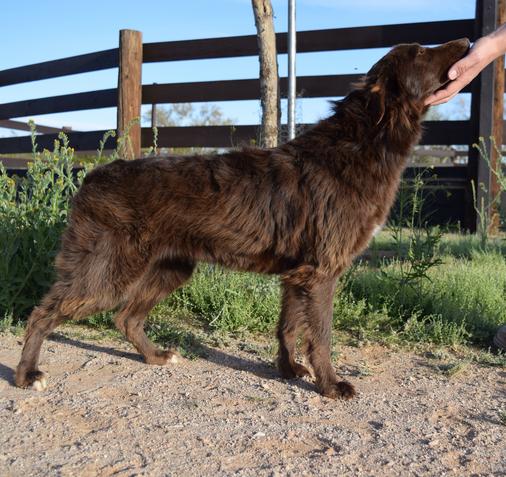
[0,119,69,134]
[0,19,474,89]
[392,166,470,227]
[0,121,493,154]
[0,89,117,120]
[0,73,480,121]
[0,49,118,87]
[143,19,475,62]
[0,131,116,153]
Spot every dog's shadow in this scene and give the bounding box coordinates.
[0,362,15,386]
[1,332,317,394]
[48,333,143,362]
[201,346,317,393]
[0,334,143,387]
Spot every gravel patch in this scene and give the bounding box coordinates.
[0,331,505,476]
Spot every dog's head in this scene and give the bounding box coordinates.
[364,38,470,122]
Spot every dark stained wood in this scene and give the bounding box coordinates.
[1,75,357,122]
[141,125,258,148]
[0,89,117,120]
[420,121,472,145]
[117,30,143,159]
[141,75,360,104]
[142,75,380,104]
[0,72,475,121]
[404,166,468,181]
[490,0,506,232]
[0,130,116,154]
[139,121,472,149]
[468,0,499,232]
[0,157,32,169]
[280,19,476,53]
[0,49,118,87]
[142,75,472,104]
[143,79,257,103]
[143,19,475,62]
[0,121,483,155]
[0,20,477,90]
[0,119,74,134]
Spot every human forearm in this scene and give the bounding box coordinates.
[486,23,506,59]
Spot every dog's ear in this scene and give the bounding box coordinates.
[368,81,386,126]
[365,57,394,126]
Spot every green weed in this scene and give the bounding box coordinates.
[0,126,86,319]
[499,410,506,426]
[167,265,280,333]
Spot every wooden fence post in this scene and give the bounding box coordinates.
[491,0,506,232]
[468,0,499,233]
[117,29,142,159]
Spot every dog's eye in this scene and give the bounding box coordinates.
[417,48,426,56]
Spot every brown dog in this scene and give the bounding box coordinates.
[16,38,469,398]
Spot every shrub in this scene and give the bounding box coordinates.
[0,133,85,319]
[167,265,280,333]
[345,251,506,345]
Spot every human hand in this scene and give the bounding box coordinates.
[425,36,500,105]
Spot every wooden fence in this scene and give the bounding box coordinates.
[0,0,504,230]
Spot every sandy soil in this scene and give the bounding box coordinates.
[0,330,505,477]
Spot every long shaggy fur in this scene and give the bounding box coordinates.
[16,38,469,398]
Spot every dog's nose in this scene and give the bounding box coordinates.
[443,37,471,54]
[455,37,471,49]
[461,37,471,48]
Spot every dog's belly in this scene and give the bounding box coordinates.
[200,249,299,275]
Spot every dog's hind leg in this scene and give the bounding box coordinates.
[277,281,311,379]
[113,258,194,365]
[15,282,107,390]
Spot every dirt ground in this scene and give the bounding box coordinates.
[0,329,505,477]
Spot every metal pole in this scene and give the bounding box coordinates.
[287,0,296,140]
[151,103,157,128]
[151,83,158,128]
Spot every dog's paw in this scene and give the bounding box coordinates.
[145,349,180,366]
[292,362,312,378]
[321,380,356,400]
[278,360,311,379]
[15,369,48,391]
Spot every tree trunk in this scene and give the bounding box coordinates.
[252,0,280,148]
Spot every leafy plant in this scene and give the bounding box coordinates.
[383,170,443,300]
[0,124,86,319]
[471,136,505,245]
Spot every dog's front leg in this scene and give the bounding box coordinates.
[301,275,356,400]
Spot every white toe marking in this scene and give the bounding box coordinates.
[169,354,179,364]
[31,377,47,391]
